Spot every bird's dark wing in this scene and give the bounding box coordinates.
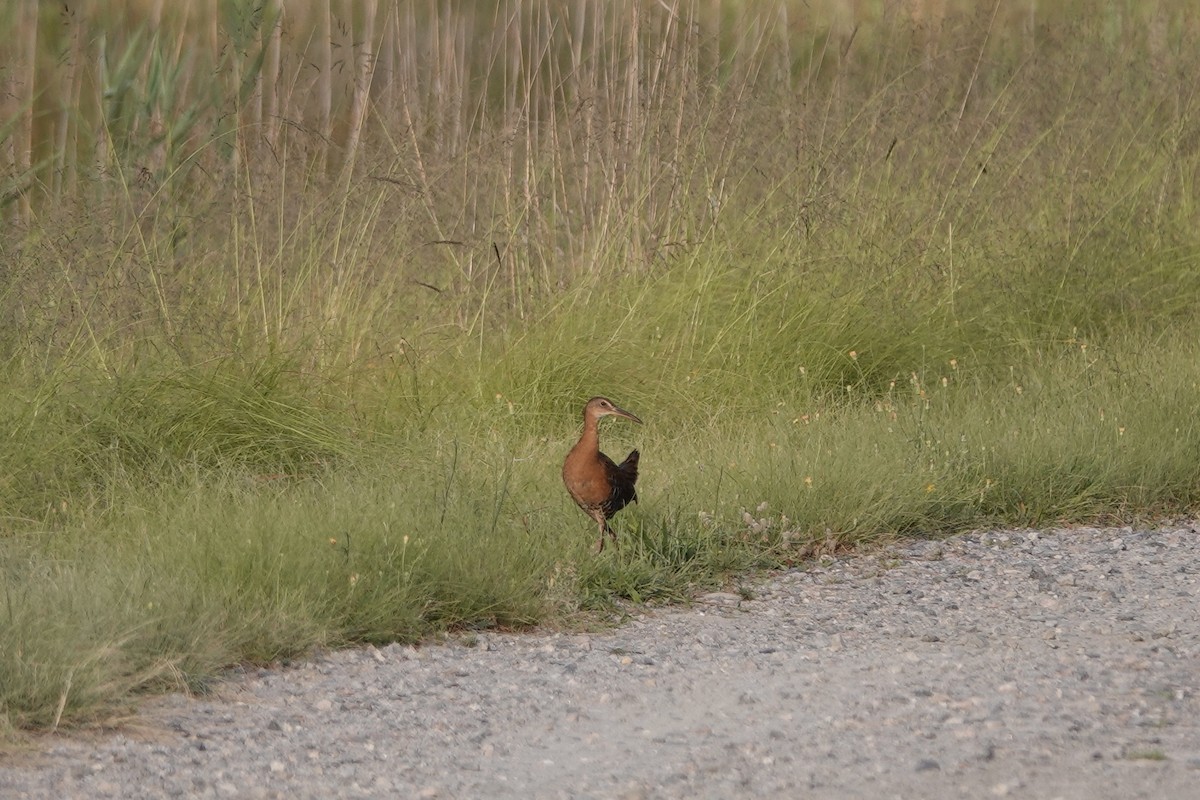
[599,449,639,517]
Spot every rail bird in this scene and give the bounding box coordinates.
[562,396,642,551]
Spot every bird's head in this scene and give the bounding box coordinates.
[584,396,643,425]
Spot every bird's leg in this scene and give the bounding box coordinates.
[595,522,618,552]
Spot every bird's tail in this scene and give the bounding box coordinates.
[619,449,640,482]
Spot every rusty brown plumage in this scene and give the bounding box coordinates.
[562,396,642,551]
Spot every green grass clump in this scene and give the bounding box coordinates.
[4,2,1200,736]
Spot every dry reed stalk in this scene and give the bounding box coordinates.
[519,4,553,315]
[595,5,622,272]
[14,0,37,224]
[622,1,640,174]
[1,10,17,220]
[50,668,74,734]
[202,0,220,176]
[373,4,396,122]
[544,1,571,289]
[395,4,434,234]
[264,0,283,153]
[450,6,467,158]
[661,0,695,245]
[775,2,792,94]
[247,9,263,151]
[94,30,110,176]
[317,0,333,173]
[343,0,377,176]
[147,32,168,177]
[575,1,597,249]
[955,0,1000,133]
[229,30,243,174]
[53,4,86,197]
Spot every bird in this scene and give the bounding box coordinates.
[562,396,642,552]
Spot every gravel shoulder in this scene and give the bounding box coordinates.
[3,523,1199,799]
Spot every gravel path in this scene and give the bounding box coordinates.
[3,523,1199,799]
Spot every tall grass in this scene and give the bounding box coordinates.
[3,1,1200,735]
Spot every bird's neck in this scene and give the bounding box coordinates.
[576,416,600,453]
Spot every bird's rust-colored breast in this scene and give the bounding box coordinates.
[562,443,611,510]
[563,443,638,518]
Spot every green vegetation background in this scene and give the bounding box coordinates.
[2,1,1199,734]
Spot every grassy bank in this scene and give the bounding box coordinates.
[3,1,1200,735]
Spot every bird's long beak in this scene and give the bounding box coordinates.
[610,404,643,425]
